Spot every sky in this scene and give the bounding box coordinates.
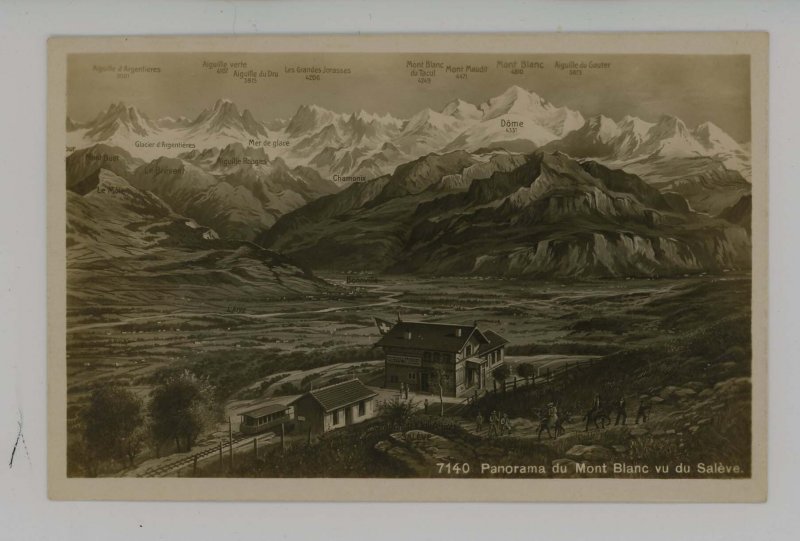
[67,52,751,142]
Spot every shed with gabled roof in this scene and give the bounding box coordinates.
[292,379,378,436]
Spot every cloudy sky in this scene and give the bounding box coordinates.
[68,52,751,142]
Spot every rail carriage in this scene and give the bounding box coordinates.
[238,402,295,435]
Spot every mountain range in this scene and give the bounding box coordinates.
[258,150,751,278]
[542,113,752,213]
[67,142,339,239]
[67,86,751,186]
[65,85,753,279]
[67,167,332,312]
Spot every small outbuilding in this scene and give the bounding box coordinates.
[292,379,378,436]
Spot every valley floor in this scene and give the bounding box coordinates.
[66,273,752,478]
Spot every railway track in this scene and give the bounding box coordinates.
[138,433,267,477]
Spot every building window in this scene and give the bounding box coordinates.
[466,345,473,356]
[389,375,398,383]
[409,372,417,380]
[434,352,441,362]
[423,352,431,361]
[333,410,340,425]
[358,401,366,416]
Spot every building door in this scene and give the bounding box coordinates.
[421,372,429,392]
[345,407,353,426]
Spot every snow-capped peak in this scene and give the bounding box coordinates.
[584,114,621,143]
[187,99,268,138]
[156,115,192,129]
[80,102,158,140]
[477,86,584,137]
[349,109,379,122]
[284,104,341,138]
[402,108,463,135]
[618,115,655,138]
[693,121,742,154]
[632,115,706,158]
[100,102,145,121]
[214,98,235,109]
[651,114,691,136]
[207,98,240,118]
[441,98,482,121]
[480,85,548,119]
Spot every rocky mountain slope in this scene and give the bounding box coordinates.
[718,195,752,233]
[67,168,331,309]
[543,113,752,214]
[259,151,751,278]
[619,156,751,216]
[67,143,339,240]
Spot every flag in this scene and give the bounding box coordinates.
[374,317,394,335]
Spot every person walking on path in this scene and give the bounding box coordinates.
[399,382,405,399]
[548,402,559,432]
[404,383,409,400]
[476,411,484,433]
[488,411,499,438]
[635,398,650,424]
[424,399,429,414]
[614,396,627,426]
[500,412,512,435]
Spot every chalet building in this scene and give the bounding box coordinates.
[238,402,295,435]
[376,321,508,398]
[292,379,378,436]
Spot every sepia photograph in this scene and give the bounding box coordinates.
[46,33,767,502]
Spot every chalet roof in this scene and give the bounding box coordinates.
[375,321,489,352]
[307,379,377,412]
[240,402,290,419]
[478,330,509,354]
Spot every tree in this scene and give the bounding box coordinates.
[516,363,535,385]
[82,384,144,474]
[149,371,216,453]
[125,424,147,467]
[379,397,417,430]
[492,365,511,392]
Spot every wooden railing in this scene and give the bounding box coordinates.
[453,357,599,412]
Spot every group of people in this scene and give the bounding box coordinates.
[471,393,654,440]
[586,393,652,431]
[398,382,410,400]
[475,410,512,437]
[612,395,652,425]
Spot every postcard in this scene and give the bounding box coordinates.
[48,32,768,501]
